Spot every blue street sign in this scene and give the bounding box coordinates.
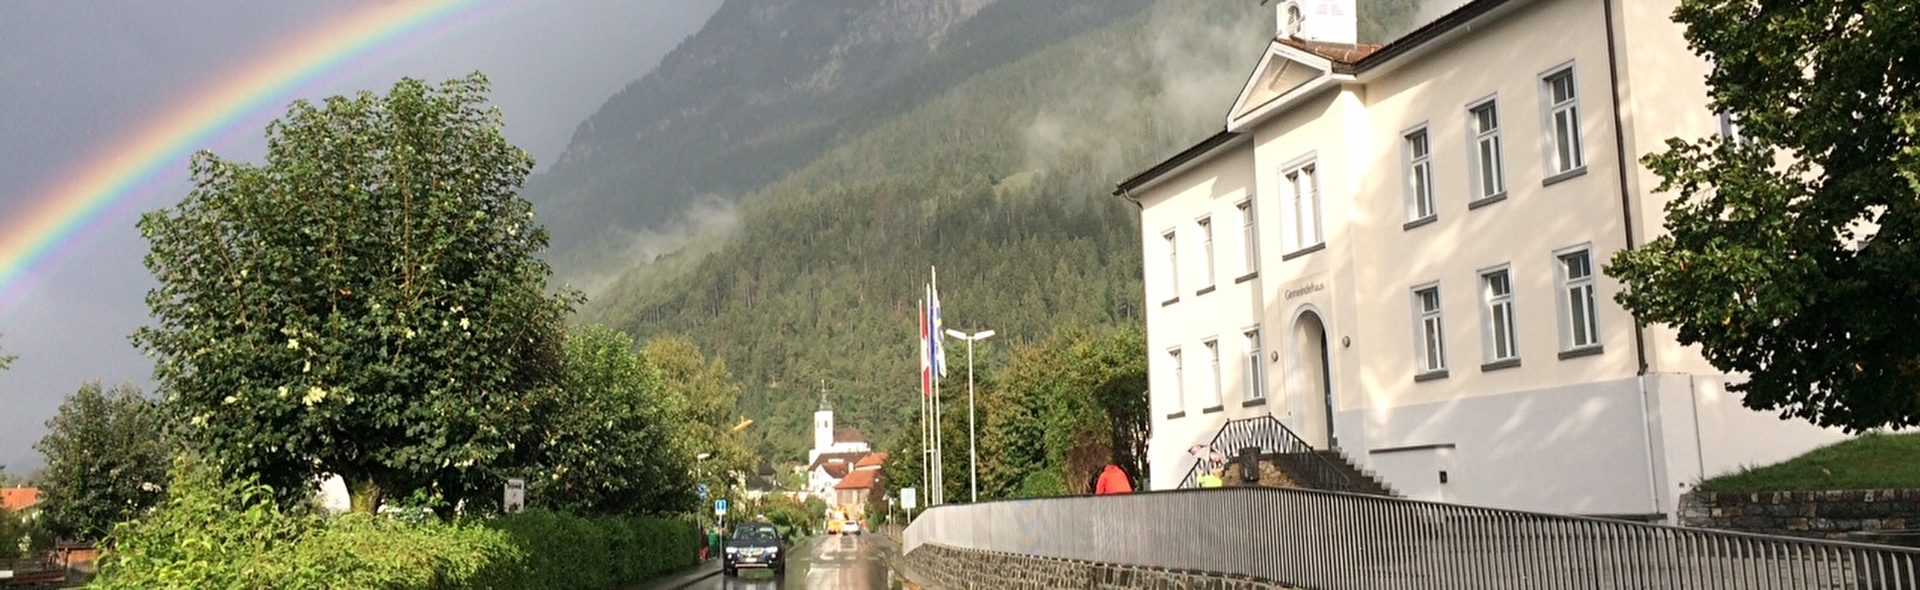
[697,484,709,500]
[715,499,729,515]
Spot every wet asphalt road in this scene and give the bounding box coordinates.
[693,533,905,590]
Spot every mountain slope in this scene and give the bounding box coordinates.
[572,1,1272,462]
[524,0,1165,284]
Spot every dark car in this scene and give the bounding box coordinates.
[722,523,786,577]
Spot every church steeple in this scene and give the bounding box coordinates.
[813,380,834,453]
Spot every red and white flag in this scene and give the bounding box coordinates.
[919,294,932,398]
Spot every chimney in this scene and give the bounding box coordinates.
[1276,0,1357,45]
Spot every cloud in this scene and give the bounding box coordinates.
[568,196,742,297]
[1020,5,1271,185]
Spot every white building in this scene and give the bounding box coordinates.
[804,392,873,503]
[1118,0,1842,520]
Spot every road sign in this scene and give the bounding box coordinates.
[697,484,709,500]
[900,487,917,510]
[504,478,526,514]
[715,498,728,516]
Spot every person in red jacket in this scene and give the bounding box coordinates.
[1094,464,1133,495]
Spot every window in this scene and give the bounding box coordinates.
[1237,200,1258,276]
[1198,217,1216,289]
[1162,231,1179,301]
[1405,127,1435,222]
[1542,68,1584,175]
[1481,268,1519,363]
[1283,162,1322,252]
[1414,286,1447,375]
[1469,100,1506,201]
[1243,327,1266,402]
[1167,348,1185,416]
[1203,339,1223,409]
[1558,249,1601,350]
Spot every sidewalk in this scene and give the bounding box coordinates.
[868,529,931,590]
[624,557,721,590]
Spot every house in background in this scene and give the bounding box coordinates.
[832,453,888,517]
[2,487,40,512]
[1117,0,1841,521]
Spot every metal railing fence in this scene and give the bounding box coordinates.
[1180,415,1352,492]
[903,485,1920,589]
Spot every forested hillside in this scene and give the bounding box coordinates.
[573,1,1273,463]
[526,0,1164,283]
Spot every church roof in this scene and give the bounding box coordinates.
[854,453,888,469]
[808,451,868,472]
[834,428,866,445]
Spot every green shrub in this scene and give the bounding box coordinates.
[312,515,521,589]
[482,510,697,590]
[89,458,519,590]
[89,457,696,590]
[0,507,53,559]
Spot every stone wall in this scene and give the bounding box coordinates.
[1679,489,1920,541]
[902,543,1299,590]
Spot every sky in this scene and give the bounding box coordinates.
[0,0,725,475]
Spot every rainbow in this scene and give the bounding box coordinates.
[0,0,518,303]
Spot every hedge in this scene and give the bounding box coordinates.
[89,460,698,590]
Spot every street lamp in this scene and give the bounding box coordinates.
[945,328,994,502]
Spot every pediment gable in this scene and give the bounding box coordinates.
[1226,40,1340,132]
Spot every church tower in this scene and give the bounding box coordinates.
[813,382,834,454]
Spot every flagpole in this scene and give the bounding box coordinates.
[932,267,947,506]
[934,372,943,506]
[925,297,933,511]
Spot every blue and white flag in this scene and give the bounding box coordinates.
[930,268,947,379]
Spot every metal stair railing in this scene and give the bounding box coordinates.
[1178,415,1352,492]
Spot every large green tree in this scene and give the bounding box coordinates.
[1607,0,1920,432]
[134,73,576,511]
[535,325,694,515]
[643,335,754,506]
[966,325,1146,500]
[34,381,168,542]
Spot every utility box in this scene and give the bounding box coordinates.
[1237,447,1262,484]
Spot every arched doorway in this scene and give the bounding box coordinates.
[1292,311,1336,449]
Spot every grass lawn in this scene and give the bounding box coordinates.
[1696,431,1920,493]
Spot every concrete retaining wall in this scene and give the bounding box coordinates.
[902,543,1299,590]
[1679,489,1920,540]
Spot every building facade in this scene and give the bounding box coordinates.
[1119,0,1841,520]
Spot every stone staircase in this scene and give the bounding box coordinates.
[1183,416,1396,497]
[1272,449,1396,497]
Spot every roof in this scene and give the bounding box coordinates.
[1349,0,1515,74]
[1275,37,1382,68]
[1115,0,1520,198]
[808,451,869,472]
[834,468,878,491]
[2,487,41,511]
[834,427,866,445]
[823,463,852,478]
[854,453,888,469]
[1113,130,1243,196]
